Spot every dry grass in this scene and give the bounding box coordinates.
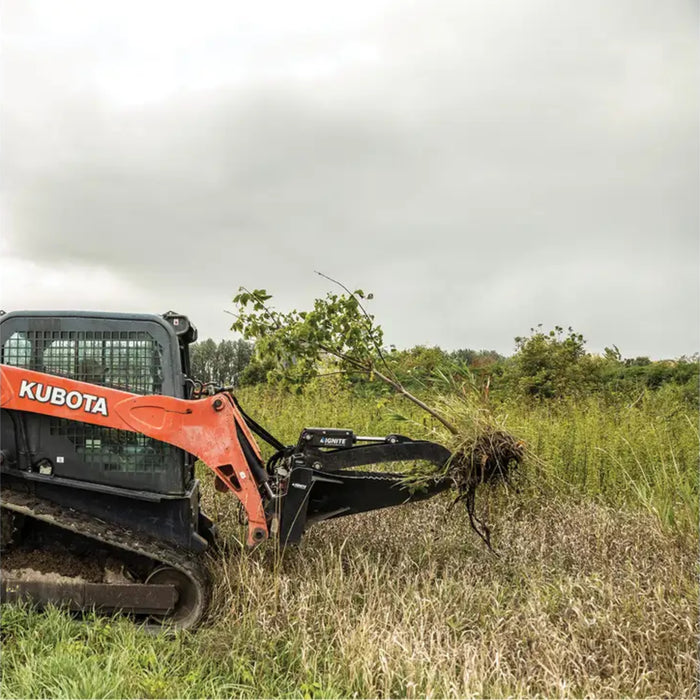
[201,484,696,698]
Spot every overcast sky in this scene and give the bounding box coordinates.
[1,0,697,358]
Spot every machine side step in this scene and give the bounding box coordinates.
[1,581,177,614]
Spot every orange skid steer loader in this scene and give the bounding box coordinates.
[0,310,451,628]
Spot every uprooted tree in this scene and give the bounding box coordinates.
[230,275,524,549]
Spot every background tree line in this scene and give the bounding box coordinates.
[189,338,255,386]
[190,327,698,403]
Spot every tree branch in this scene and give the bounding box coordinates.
[371,368,459,435]
[315,270,403,388]
[240,287,284,331]
[317,340,459,435]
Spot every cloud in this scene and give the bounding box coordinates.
[1,0,697,357]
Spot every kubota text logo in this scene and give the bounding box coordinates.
[18,380,108,416]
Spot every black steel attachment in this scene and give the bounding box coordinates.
[268,428,452,545]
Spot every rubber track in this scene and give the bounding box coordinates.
[0,487,211,630]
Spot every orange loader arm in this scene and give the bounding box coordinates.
[0,364,269,546]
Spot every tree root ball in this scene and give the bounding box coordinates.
[447,429,525,491]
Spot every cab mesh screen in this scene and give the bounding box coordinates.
[2,329,175,474]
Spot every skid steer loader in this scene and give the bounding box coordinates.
[0,310,451,628]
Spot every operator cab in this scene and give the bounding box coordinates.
[0,310,210,549]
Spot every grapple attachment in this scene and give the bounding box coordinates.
[264,428,452,545]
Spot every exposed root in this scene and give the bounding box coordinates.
[447,429,525,551]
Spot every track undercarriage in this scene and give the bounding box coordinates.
[1,488,210,629]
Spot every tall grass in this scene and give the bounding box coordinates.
[1,385,697,698]
[504,392,698,536]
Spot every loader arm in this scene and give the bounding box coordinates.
[0,364,268,546]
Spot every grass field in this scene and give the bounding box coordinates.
[1,386,697,698]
